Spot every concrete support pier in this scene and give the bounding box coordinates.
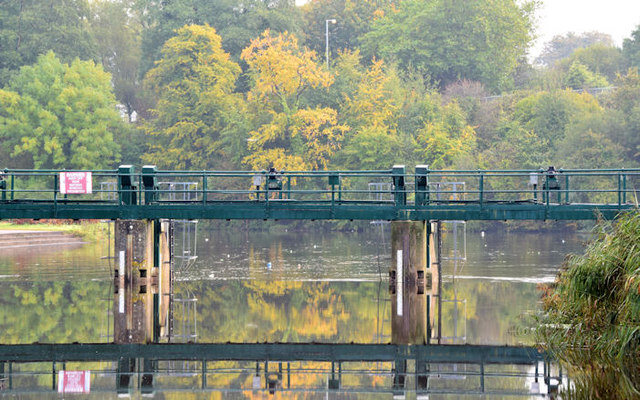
[114,220,155,343]
[391,221,436,344]
[113,219,172,344]
[390,220,439,393]
[113,219,171,393]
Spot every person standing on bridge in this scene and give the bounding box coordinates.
[543,166,561,203]
[266,167,283,199]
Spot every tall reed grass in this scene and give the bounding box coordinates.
[538,211,640,399]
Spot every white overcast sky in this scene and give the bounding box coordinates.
[297,0,640,58]
[532,0,640,57]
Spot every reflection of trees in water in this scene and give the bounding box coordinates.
[1,280,109,344]
[177,280,389,344]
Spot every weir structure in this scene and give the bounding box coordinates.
[1,165,635,395]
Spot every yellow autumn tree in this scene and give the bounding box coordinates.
[143,24,243,169]
[241,30,347,171]
[341,57,400,133]
[334,53,404,170]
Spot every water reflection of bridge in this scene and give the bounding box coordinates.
[0,343,562,396]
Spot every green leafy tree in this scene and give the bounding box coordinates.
[142,24,244,169]
[136,0,302,77]
[557,44,626,84]
[563,60,609,90]
[479,119,549,170]
[360,0,536,91]
[557,114,625,171]
[601,69,640,163]
[536,31,614,67]
[623,24,640,71]
[90,0,143,122]
[300,0,392,62]
[413,95,476,169]
[0,0,97,87]
[511,90,601,150]
[0,52,122,169]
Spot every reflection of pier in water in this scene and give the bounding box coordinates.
[0,343,563,396]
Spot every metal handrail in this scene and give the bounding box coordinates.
[1,167,638,210]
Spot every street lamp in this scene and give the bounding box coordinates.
[325,19,337,68]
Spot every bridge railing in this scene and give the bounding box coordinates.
[420,169,640,209]
[2,166,640,209]
[0,168,121,204]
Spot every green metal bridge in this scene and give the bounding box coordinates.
[0,343,558,396]
[1,165,638,220]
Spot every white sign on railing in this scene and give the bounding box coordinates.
[58,370,91,393]
[59,172,92,194]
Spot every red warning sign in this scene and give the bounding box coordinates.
[59,172,92,194]
[58,370,91,393]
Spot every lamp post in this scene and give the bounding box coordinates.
[325,19,336,68]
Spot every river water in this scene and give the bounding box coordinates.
[0,222,586,397]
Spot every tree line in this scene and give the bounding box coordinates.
[1,0,640,173]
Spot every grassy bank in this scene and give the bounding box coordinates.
[0,220,110,243]
[538,211,640,399]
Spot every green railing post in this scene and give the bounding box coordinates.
[557,168,564,204]
[202,172,207,205]
[202,360,207,389]
[415,165,428,207]
[564,173,570,204]
[623,171,627,204]
[142,165,158,205]
[480,361,485,392]
[478,171,484,206]
[1,171,7,201]
[392,165,406,208]
[286,176,291,200]
[10,171,14,201]
[329,174,339,207]
[138,173,143,205]
[618,172,622,208]
[53,172,58,210]
[542,168,550,206]
[52,361,56,391]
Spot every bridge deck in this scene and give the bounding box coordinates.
[1,167,638,220]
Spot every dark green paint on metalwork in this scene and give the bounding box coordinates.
[1,166,638,221]
[0,343,543,365]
